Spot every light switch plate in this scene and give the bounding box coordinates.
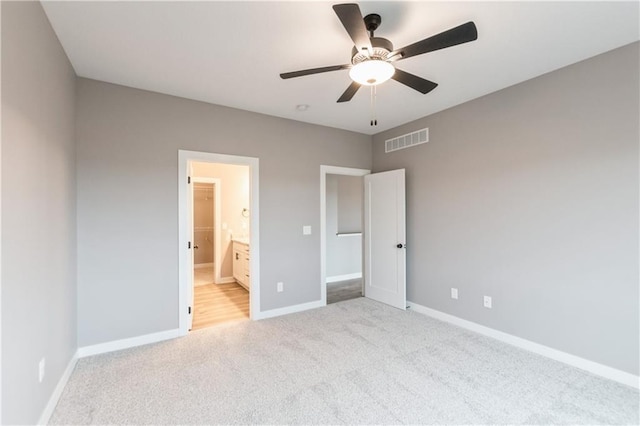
[303,225,312,235]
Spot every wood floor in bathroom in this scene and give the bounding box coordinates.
[192,268,249,331]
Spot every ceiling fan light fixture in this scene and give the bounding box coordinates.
[349,59,395,86]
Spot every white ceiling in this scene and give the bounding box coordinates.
[42,1,639,135]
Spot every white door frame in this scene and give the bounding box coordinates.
[191,177,222,282]
[320,165,370,306]
[179,150,260,334]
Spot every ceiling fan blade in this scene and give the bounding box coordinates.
[280,65,350,79]
[392,69,438,94]
[392,21,477,61]
[332,4,373,54]
[337,81,361,103]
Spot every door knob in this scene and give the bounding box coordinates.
[396,243,405,249]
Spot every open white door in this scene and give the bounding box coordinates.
[364,169,406,310]
[187,163,194,330]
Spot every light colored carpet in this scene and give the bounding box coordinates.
[50,298,638,425]
[327,278,362,304]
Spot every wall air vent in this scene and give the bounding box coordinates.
[385,128,429,153]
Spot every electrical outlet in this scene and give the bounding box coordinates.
[483,296,492,309]
[303,225,312,235]
[277,282,284,292]
[38,358,45,383]
[451,288,458,300]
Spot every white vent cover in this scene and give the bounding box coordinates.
[385,128,429,153]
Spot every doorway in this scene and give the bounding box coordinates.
[192,178,220,285]
[178,150,260,335]
[190,164,251,330]
[321,165,407,310]
[320,166,370,306]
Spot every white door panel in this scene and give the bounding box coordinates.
[364,169,406,310]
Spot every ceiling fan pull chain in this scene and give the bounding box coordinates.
[369,85,378,126]
[370,86,374,126]
[373,85,378,126]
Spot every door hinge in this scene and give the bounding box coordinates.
[188,306,192,314]
[188,241,191,249]
[188,176,191,184]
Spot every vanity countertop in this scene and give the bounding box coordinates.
[232,237,250,246]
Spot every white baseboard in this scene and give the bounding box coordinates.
[326,272,362,283]
[38,350,79,425]
[255,300,324,320]
[77,328,181,358]
[215,276,236,284]
[194,262,214,270]
[407,301,639,389]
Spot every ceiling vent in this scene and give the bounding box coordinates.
[385,128,429,153]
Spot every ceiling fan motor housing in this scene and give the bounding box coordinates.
[351,37,394,65]
[364,13,382,33]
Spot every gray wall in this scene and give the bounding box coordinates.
[372,42,639,375]
[76,78,371,346]
[337,175,363,235]
[1,1,77,424]
[326,175,363,278]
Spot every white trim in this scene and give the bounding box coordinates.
[37,351,78,426]
[191,177,221,283]
[0,3,3,418]
[407,301,640,389]
[326,272,362,283]
[77,329,181,358]
[194,262,214,270]
[179,150,260,335]
[216,276,236,284]
[320,165,370,307]
[254,300,324,320]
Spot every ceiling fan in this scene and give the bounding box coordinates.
[280,3,478,104]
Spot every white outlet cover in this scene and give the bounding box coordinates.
[303,225,311,235]
[38,358,45,383]
[277,282,284,292]
[451,288,458,299]
[484,296,492,309]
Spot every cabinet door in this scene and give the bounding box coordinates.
[233,249,242,281]
[243,255,250,290]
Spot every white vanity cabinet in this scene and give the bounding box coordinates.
[232,240,250,291]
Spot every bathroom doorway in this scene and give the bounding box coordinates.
[178,150,260,335]
[190,162,251,330]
